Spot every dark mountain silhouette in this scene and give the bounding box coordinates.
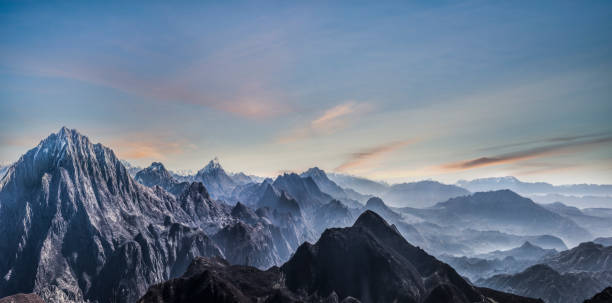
[584,287,612,303]
[139,211,542,303]
[593,237,612,247]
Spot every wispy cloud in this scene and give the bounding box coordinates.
[477,132,609,152]
[335,140,412,172]
[441,135,612,171]
[278,101,371,143]
[109,134,194,160]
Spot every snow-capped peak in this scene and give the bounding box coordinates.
[202,157,222,172]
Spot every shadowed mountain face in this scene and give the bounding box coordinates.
[0,128,224,303]
[194,158,236,199]
[0,129,312,303]
[139,210,542,303]
[301,167,366,207]
[272,173,334,213]
[135,162,190,195]
[593,237,612,247]
[584,287,612,303]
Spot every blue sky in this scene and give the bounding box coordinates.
[1,0,611,184]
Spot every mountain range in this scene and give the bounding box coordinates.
[138,211,543,303]
[0,127,610,303]
[477,242,612,303]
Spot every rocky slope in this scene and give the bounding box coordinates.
[0,293,45,303]
[139,211,543,303]
[301,167,366,207]
[477,264,612,303]
[0,128,319,303]
[193,158,240,199]
[0,128,224,303]
[135,162,190,195]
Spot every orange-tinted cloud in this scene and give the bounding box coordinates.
[278,102,371,143]
[335,140,412,172]
[441,135,612,171]
[109,135,193,160]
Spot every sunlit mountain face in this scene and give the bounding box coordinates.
[1,1,611,303]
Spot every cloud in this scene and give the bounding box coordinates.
[109,134,194,160]
[477,132,609,152]
[278,101,371,143]
[441,135,612,171]
[335,140,412,172]
[3,26,294,120]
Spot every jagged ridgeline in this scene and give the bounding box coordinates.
[0,127,608,303]
[138,211,543,303]
[0,128,312,303]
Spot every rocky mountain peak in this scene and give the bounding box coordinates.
[352,210,395,233]
[302,167,327,178]
[365,197,385,208]
[200,157,222,173]
[180,182,211,200]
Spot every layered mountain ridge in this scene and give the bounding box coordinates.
[139,211,543,303]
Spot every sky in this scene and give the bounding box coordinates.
[1,0,611,185]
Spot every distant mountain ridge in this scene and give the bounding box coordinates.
[139,210,543,303]
[328,172,470,208]
[478,241,612,303]
[135,162,190,195]
[457,176,612,196]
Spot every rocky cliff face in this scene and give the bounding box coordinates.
[139,211,543,303]
[0,128,223,303]
[134,162,190,196]
[0,128,317,303]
